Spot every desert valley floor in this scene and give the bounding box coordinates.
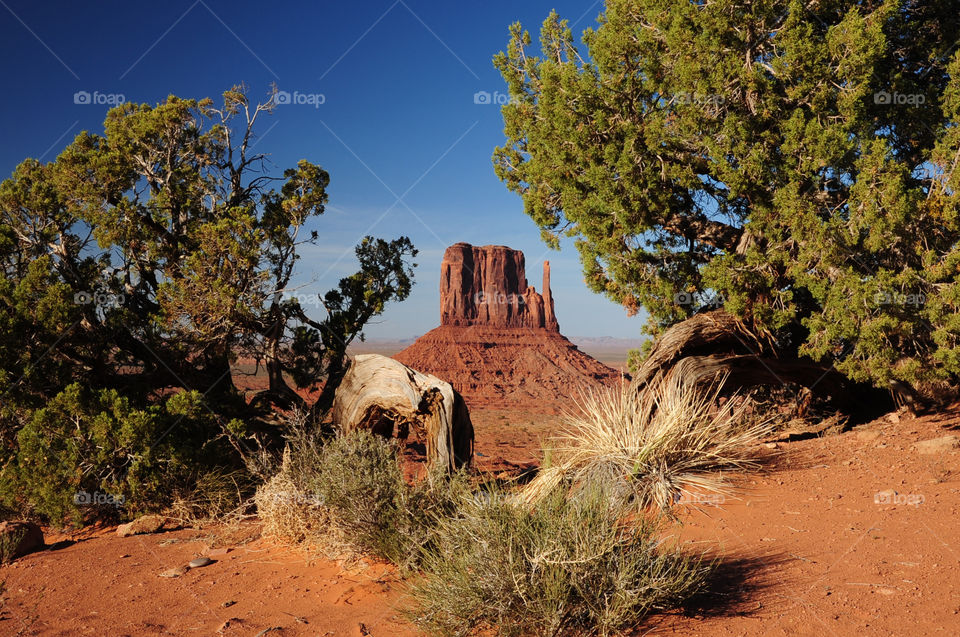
[2,398,959,636]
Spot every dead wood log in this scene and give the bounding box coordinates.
[331,354,474,470]
[634,310,894,421]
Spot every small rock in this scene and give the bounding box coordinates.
[222,600,237,608]
[887,412,900,424]
[189,556,213,568]
[911,435,960,455]
[763,442,779,449]
[0,521,44,561]
[158,566,188,578]
[856,430,881,442]
[117,514,167,537]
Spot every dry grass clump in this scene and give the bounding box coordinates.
[407,481,713,637]
[167,469,254,528]
[254,453,323,541]
[522,374,773,513]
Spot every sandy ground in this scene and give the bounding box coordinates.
[2,405,959,636]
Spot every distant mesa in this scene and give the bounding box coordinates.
[394,242,623,411]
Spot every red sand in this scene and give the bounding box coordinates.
[3,406,959,635]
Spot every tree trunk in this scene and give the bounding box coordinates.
[634,310,895,422]
[331,354,474,471]
[251,322,307,412]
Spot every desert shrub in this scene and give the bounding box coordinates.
[0,383,236,526]
[168,468,255,527]
[254,427,471,568]
[522,375,772,513]
[0,528,26,564]
[304,430,406,560]
[407,482,712,637]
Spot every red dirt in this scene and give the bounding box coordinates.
[3,406,959,636]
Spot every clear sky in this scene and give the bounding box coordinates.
[0,0,647,340]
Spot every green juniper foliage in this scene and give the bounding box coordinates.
[0,86,417,523]
[494,0,960,387]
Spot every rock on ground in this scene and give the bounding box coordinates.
[0,520,44,560]
[116,514,168,537]
[912,435,959,454]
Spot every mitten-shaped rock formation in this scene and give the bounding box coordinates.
[440,243,558,331]
[395,243,622,411]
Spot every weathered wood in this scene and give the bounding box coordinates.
[633,310,894,420]
[632,310,767,390]
[331,354,474,470]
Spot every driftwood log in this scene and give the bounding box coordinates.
[331,354,474,470]
[633,310,894,420]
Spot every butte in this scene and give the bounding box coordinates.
[394,242,623,412]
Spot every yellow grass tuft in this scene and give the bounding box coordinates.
[521,373,774,512]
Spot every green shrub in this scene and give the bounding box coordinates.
[0,528,26,564]
[0,382,235,526]
[304,430,469,570]
[407,483,712,637]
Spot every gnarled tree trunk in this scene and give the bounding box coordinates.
[331,354,474,470]
[634,310,895,421]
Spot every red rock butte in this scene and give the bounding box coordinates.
[394,243,623,411]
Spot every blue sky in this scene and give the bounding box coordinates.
[0,0,647,340]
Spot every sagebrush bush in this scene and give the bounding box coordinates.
[407,482,713,637]
[303,430,470,570]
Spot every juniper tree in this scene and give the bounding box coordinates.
[0,86,416,520]
[494,0,960,388]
